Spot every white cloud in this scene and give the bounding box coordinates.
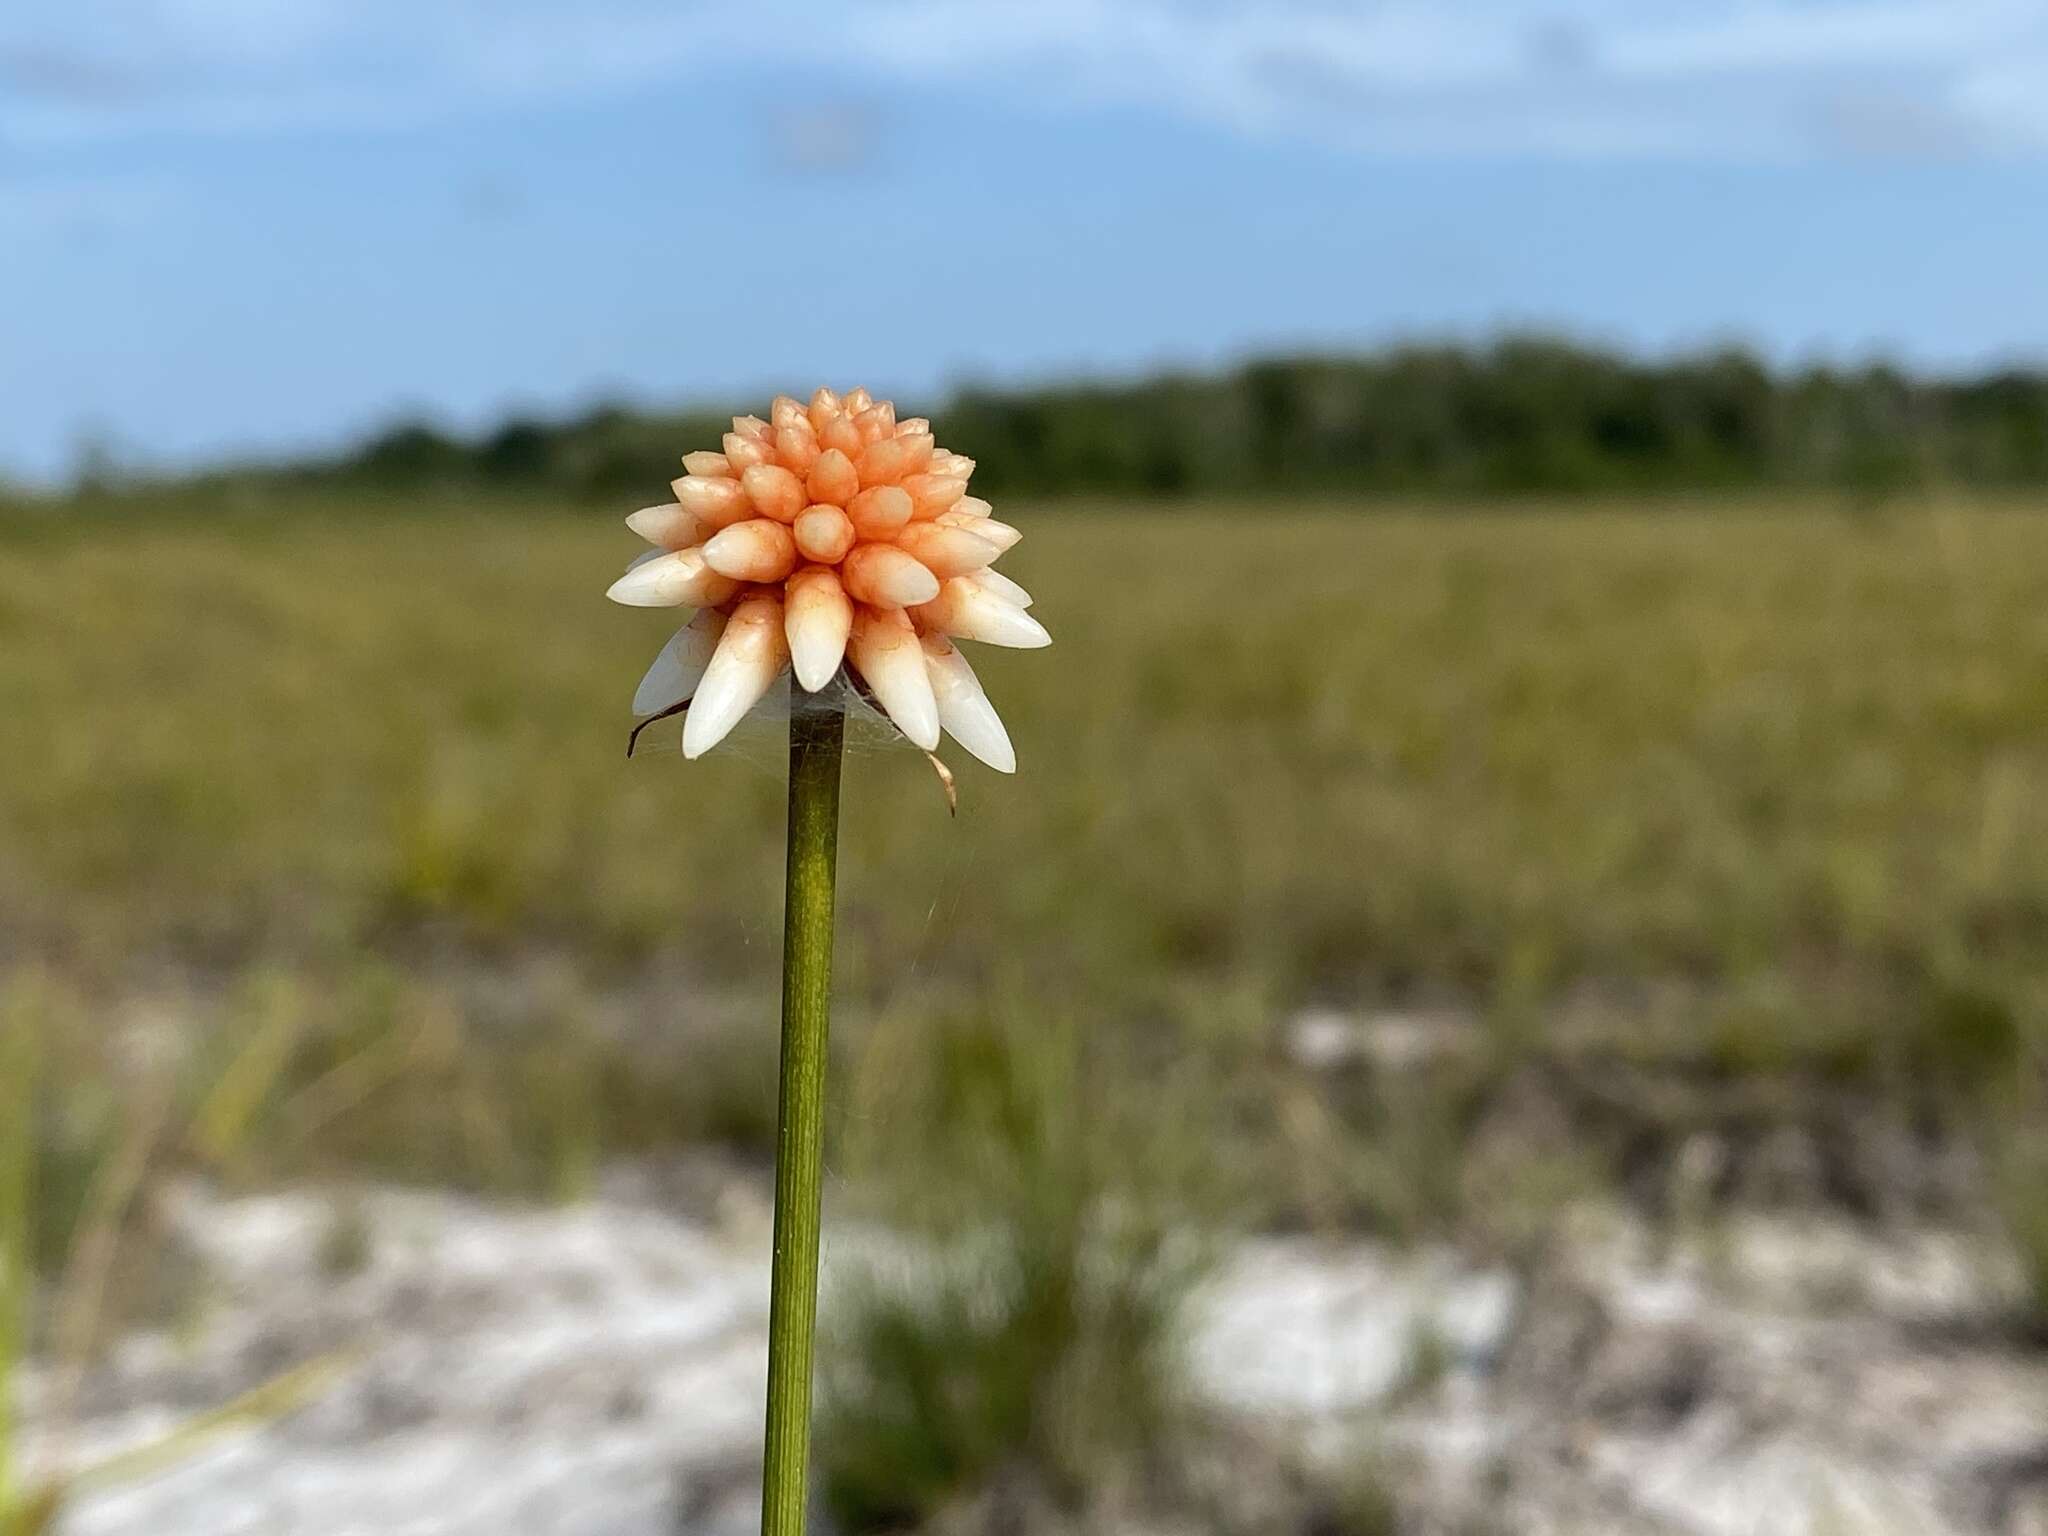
[3,0,2046,160]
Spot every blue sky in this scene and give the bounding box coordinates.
[5,1,2048,483]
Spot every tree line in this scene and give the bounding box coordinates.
[109,336,2048,502]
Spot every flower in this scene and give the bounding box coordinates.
[608,388,1047,771]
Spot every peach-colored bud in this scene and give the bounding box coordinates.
[928,452,976,479]
[894,433,936,475]
[842,387,874,417]
[902,473,967,518]
[724,432,774,472]
[897,418,930,437]
[807,448,860,506]
[895,521,999,579]
[842,543,941,608]
[731,414,773,442]
[854,403,896,443]
[857,437,915,487]
[671,474,754,529]
[793,504,857,564]
[741,464,805,523]
[819,416,862,456]
[807,387,842,432]
[770,395,807,430]
[681,451,733,478]
[775,424,820,475]
[702,518,799,583]
[785,566,853,691]
[847,485,914,539]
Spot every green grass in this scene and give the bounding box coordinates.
[819,1012,1206,1531]
[4,492,2048,1220]
[0,967,352,1530]
[13,488,2048,1517]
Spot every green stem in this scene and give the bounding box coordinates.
[761,699,845,1536]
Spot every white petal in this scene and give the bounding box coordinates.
[625,503,706,549]
[669,475,752,528]
[921,634,1015,773]
[633,609,726,715]
[607,548,739,608]
[785,568,854,692]
[895,522,998,579]
[971,517,1022,553]
[847,608,940,751]
[936,505,1020,554]
[682,595,789,759]
[969,567,1033,609]
[912,578,1051,649]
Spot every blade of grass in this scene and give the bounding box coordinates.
[0,1007,36,1521]
[45,1068,176,1460]
[190,990,302,1169]
[68,1349,359,1496]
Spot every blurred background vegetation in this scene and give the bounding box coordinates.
[27,338,2048,513]
[8,340,2048,1529]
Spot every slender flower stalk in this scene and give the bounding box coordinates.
[760,699,843,1536]
[610,389,1049,1536]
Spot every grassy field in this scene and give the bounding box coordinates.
[3,492,2048,1233]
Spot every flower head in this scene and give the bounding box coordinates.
[609,388,1046,770]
